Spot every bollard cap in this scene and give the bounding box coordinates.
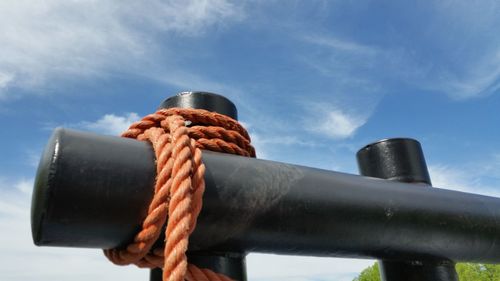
[159,91,238,120]
[356,138,432,185]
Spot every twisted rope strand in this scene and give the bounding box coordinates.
[104,108,255,281]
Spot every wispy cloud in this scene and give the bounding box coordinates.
[155,70,247,105]
[250,132,319,160]
[303,35,378,55]
[294,34,384,133]
[241,119,321,160]
[429,164,481,193]
[0,176,148,281]
[0,177,34,194]
[303,103,369,140]
[78,112,140,136]
[0,177,35,217]
[0,72,14,90]
[298,34,381,84]
[42,112,140,136]
[14,178,34,195]
[297,2,500,101]
[0,0,243,98]
[26,149,42,168]
[429,156,500,197]
[431,55,500,100]
[424,1,500,99]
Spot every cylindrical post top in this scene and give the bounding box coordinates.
[159,92,238,120]
[356,138,457,281]
[356,138,432,185]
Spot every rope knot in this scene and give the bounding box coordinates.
[104,108,254,281]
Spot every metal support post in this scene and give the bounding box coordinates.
[357,138,458,281]
[153,92,247,280]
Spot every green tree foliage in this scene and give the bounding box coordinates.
[353,262,500,281]
[455,263,500,281]
[353,262,380,281]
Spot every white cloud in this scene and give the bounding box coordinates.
[298,34,382,83]
[0,177,148,281]
[305,104,368,140]
[320,110,366,139]
[294,35,385,126]
[414,49,500,100]
[0,72,14,90]
[304,35,378,55]
[0,178,33,218]
[250,132,319,160]
[80,112,140,136]
[429,163,500,197]
[429,164,479,193]
[247,253,374,281]
[298,3,500,101]
[0,178,34,216]
[426,1,500,99]
[14,178,34,195]
[408,2,500,100]
[241,120,320,160]
[155,70,246,103]
[0,0,242,97]
[26,149,42,168]
[142,0,242,34]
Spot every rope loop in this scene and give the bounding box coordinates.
[104,108,255,281]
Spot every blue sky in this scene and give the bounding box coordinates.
[1,1,500,280]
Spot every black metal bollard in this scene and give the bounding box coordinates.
[156,92,247,281]
[31,91,247,281]
[357,138,459,281]
[31,92,500,281]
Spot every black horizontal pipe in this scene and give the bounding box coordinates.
[31,128,500,263]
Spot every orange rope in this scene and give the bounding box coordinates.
[104,108,255,281]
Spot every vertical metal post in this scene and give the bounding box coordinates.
[356,138,458,281]
[150,257,247,281]
[150,91,247,281]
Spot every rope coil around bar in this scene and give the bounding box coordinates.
[104,108,255,281]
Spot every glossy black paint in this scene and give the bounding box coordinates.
[357,138,431,184]
[31,129,500,263]
[32,93,500,281]
[159,91,238,120]
[357,138,458,281]
[31,92,245,281]
[31,129,157,248]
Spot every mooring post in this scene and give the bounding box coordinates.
[357,138,459,281]
[151,92,247,281]
[31,92,500,280]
